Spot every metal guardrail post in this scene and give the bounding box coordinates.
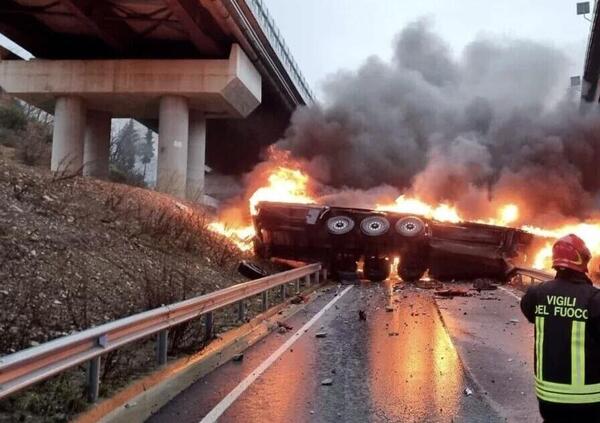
[237,301,246,322]
[295,278,300,294]
[304,274,310,287]
[86,356,101,403]
[204,312,214,342]
[315,271,320,285]
[322,269,328,282]
[262,290,269,312]
[280,284,286,301]
[156,330,168,366]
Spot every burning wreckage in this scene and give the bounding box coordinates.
[252,201,542,282]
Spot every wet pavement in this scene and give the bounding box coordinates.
[436,284,537,422]
[148,280,511,423]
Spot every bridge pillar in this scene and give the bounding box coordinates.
[83,111,111,179]
[157,95,189,198]
[51,96,86,174]
[186,111,206,202]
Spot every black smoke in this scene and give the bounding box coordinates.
[270,19,600,225]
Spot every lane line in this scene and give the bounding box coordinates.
[199,285,354,423]
[498,285,522,301]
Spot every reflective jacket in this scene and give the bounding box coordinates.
[521,271,600,404]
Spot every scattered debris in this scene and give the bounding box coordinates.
[507,318,520,324]
[385,305,395,312]
[464,387,473,396]
[315,332,327,338]
[237,260,268,280]
[416,279,443,290]
[434,288,471,298]
[388,332,400,336]
[290,294,307,304]
[321,378,333,386]
[473,278,498,291]
[277,321,293,333]
[232,353,244,362]
[358,310,367,321]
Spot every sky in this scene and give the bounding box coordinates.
[263,0,593,100]
[0,0,592,100]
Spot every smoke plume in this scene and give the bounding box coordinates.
[257,19,600,226]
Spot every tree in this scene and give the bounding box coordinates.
[139,127,155,178]
[110,119,141,175]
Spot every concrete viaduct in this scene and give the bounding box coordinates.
[0,0,312,201]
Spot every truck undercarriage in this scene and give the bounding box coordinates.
[252,202,538,282]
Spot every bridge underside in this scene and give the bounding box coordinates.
[0,0,303,199]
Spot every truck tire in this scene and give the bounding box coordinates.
[364,257,390,282]
[331,256,358,281]
[398,265,426,282]
[360,216,390,236]
[327,216,355,235]
[395,216,425,237]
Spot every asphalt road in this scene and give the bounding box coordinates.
[147,279,529,423]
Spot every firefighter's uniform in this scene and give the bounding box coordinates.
[521,270,600,421]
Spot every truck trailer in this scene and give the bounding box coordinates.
[252,201,537,282]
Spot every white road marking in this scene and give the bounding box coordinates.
[199,285,354,423]
[498,285,522,301]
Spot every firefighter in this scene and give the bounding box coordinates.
[521,234,600,422]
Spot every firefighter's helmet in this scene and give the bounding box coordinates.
[552,234,591,273]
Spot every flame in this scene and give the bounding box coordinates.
[205,148,600,277]
[249,166,314,215]
[523,223,600,271]
[375,196,462,223]
[207,222,255,251]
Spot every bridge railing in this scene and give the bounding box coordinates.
[511,267,553,284]
[244,0,315,103]
[0,263,324,402]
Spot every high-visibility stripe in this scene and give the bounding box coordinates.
[535,378,600,394]
[535,316,545,378]
[571,320,586,386]
[536,387,600,404]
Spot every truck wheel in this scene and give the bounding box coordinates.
[398,265,426,282]
[364,257,391,282]
[395,216,425,237]
[360,216,390,236]
[331,256,358,281]
[327,216,355,235]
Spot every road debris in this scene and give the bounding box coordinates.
[277,321,293,333]
[385,305,395,312]
[464,387,473,396]
[315,332,327,338]
[321,378,333,386]
[434,288,471,298]
[290,294,307,304]
[473,278,498,291]
[507,318,520,324]
[232,353,244,362]
[358,310,367,321]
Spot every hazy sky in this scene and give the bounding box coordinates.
[263,0,592,99]
[0,1,592,101]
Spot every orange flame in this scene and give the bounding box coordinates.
[375,196,462,223]
[249,167,314,215]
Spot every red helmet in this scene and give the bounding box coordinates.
[552,234,591,273]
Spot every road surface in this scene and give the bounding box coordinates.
[148,280,536,423]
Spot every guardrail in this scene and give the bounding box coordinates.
[511,266,553,284]
[243,0,315,103]
[0,263,325,402]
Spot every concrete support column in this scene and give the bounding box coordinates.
[51,96,86,174]
[157,96,189,198]
[83,111,111,179]
[186,111,206,202]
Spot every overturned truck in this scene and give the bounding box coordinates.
[252,202,538,282]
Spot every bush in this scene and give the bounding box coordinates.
[16,123,51,166]
[0,103,27,131]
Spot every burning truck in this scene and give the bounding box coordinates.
[252,201,539,282]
